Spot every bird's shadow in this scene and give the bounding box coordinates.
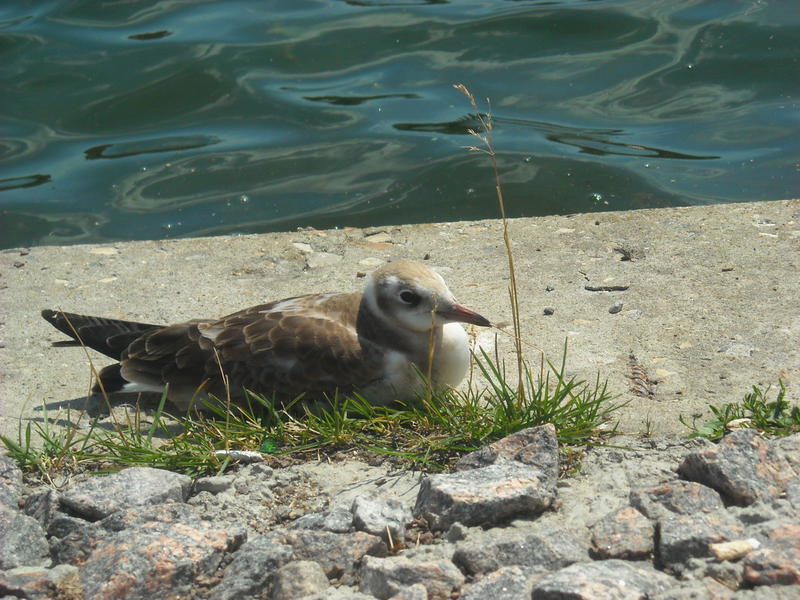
[28,392,184,439]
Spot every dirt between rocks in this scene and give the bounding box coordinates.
[1,425,799,600]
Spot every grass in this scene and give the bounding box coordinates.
[0,344,620,480]
[681,380,799,441]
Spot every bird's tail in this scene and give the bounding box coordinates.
[41,309,163,360]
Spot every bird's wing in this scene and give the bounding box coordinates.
[41,309,162,359]
[119,293,386,403]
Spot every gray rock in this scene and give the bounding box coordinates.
[388,583,428,600]
[59,467,191,520]
[742,522,800,586]
[786,477,800,511]
[460,565,536,600]
[657,511,744,572]
[630,480,724,520]
[455,424,559,479]
[0,564,80,600]
[296,588,376,600]
[352,496,412,548]
[320,504,355,533]
[193,474,235,494]
[360,555,464,600]
[210,535,294,600]
[0,504,50,569]
[22,487,59,530]
[80,503,244,600]
[415,461,556,531]
[453,525,589,577]
[266,529,387,579]
[590,506,654,559]
[677,429,798,506]
[271,560,329,600]
[609,300,624,314]
[770,433,800,474]
[0,455,23,509]
[48,513,103,566]
[532,559,674,599]
[650,577,736,600]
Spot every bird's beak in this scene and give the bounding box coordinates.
[437,303,491,327]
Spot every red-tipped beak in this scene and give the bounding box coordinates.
[437,303,491,327]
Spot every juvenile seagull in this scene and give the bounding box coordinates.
[42,260,490,411]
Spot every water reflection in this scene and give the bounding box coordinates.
[84,135,220,160]
[0,174,51,191]
[1,0,798,248]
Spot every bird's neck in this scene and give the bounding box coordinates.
[356,297,442,361]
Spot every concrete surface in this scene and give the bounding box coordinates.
[1,200,798,440]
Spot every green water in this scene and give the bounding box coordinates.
[1,0,798,249]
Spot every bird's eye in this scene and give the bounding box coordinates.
[399,290,421,306]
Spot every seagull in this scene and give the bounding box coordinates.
[42,260,491,412]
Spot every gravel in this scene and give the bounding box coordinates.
[1,426,798,599]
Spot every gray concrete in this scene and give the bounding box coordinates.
[1,200,798,440]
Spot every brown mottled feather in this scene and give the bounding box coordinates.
[112,294,383,406]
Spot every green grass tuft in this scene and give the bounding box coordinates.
[1,345,620,479]
[680,380,799,441]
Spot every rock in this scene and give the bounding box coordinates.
[388,583,428,600]
[209,535,294,600]
[650,577,738,600]
[48,514,103,566]
[630,480,725,520]
[454,424,559,478]
[0,455,23,508]
[415,461,556,531]
[459,565,536,600]
[80,503,244,600]
[452,525,589,577]
[59,467,191,520]
[590,506,655,559]
[532,559,674,599]
[193,474,235,494]
[0,564,80,600]
[677,429,798,506]
[22,487,60,530]
[360,556,464,600]
[657,511,744,572]
[271,560,329,600]
[267,529,387,578]
[296,588,376,600]
[0,504,51,569]
[292,503,354,533]
[609,300,624,314]
[743,523,800,586]
[352,496,412,548]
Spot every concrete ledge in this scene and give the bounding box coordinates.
[2,200,798,439]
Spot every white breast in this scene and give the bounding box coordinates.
[432,323,471,388]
